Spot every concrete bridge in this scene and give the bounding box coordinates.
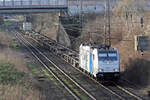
[0,0,107,14]
[0,0,68,14]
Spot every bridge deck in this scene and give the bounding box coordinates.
[0,0,68,13]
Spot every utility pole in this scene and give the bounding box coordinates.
[104,0,111,48]
[80,0,83,30]
[104,1,107,46]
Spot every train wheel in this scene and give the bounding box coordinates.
[92,75,96,79]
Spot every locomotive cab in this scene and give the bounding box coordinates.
[79,43,120,80]
[96,49,120,79]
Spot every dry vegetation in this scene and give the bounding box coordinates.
[0,25,41,100]
[113,0,150,90]
[26,0,150,91]
[112,0,150,73]
[75,0,150,90]
[0,31,28,73]
[31,13,71,46]
[0,84,40,100]
[31,13,59,40]
[12,0,150,94]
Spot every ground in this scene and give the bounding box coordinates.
[0,22,40,100]
[1,0,150,98]
[0,20,73,100]
[72,0,150,97]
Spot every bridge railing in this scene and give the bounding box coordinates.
[0,0,67,7]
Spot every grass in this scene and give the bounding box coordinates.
[0,19,41,100]
[42,67,87,99]
[27,64,40,75]
[71,75,81,82]
[0,62,40,100]
[0,84,40,100]
[60,76,87,100]
[49,66,87,100]
[0,62,26,84]
[0,20,13,29]
[50,67,59,74]
[11,41,19,49]
[42,68,59,86]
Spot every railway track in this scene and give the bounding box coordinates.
[30,30,79,57]
[15,30,144,100]
[14,31,96,100]
[118,79,144,98]
[103,81,143,100]
[14,30,123,100]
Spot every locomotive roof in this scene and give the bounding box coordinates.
[81,42,116,51]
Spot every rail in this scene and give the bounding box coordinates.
[23,31,143,100]
[15,30,96,100]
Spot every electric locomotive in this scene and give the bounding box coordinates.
[79,43,120,80]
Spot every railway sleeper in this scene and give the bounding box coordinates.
[72,61,75,67]
[71,59,74,64]
[67,57,69,62]
[71,59,74,65]
[68,58,71,63]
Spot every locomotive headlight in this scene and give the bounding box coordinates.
[114,68,119,72]
[99,68,103,72]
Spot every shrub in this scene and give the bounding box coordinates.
[0,62,25,84]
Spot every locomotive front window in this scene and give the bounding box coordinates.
[108,53,117,57]
[99,53,107,57]
[98,51,117,61]
[98,53,107,60]
[108,53,117,60]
